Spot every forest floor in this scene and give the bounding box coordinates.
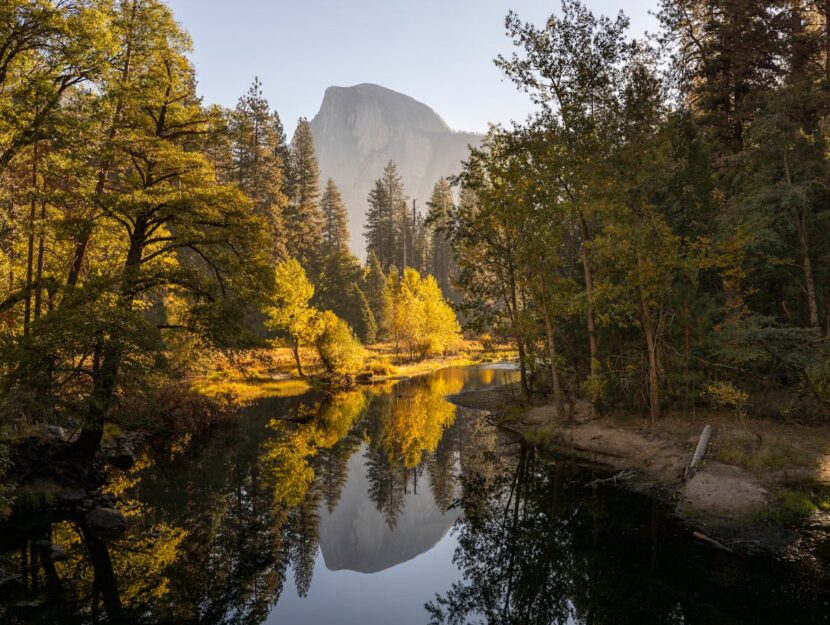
[192,340,517,402]
[450,383,830,557]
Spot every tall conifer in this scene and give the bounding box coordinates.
[285,118,324,273]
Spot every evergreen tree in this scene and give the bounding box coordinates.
[320,178,350,257]
[365,161,407,271]
[364,251,389,339]
[315,251,377,344]
[285,118,324,274]
[230,77,289,259]
[426,177,455,298]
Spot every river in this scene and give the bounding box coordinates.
[1,364,828,624]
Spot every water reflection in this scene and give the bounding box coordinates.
[428,444,830,625]
[1,364,828,625]
[0,365,514,623]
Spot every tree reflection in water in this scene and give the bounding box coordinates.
[0,366,501,624]
[5,364,823,625]
[427,444,830,625]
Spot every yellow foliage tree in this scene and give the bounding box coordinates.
[314,310,367,376]
[387,267,462,360]
[266,258,321,376]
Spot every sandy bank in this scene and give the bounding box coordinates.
[450,384,830,556]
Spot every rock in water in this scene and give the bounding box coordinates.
[310,83,481,256]
[85,507,127,533]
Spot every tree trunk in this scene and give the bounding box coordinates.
[540,299,563,412]
[75,343,121,457]
[75,215,146,456]
[638,275,662,423]
[516,339,529,397]
[23,142,37,336]
[67,225,91,288]
[798,220,820,328]
[825,0,830,87]
[783,149,820,328]
[644,324,661,423]
[578,213,599,413]
[34,193,46,320]
[293,340,305,377]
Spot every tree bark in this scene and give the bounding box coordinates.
[540,297,563,412]
[516,339,529,397]
[578,212,599,413]
[784,149,820,327]
[799,220,820,328]
[293,339,305,377]
[23,142,37,336]
[34,193,46,321]
[75,215,146,456]
[638,266,662,423]
[825,0,830,87]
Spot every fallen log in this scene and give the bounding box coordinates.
[692,530,733,552]
[684,424,713,482]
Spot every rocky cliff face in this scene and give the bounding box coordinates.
[310,83,481,257]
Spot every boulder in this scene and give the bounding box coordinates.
[57,489,87,506]
[44,425,67,441]
[85,507,127,533]
[110,446,136,470]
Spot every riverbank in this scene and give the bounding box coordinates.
[192,341,516,402]
[450,383,830,557]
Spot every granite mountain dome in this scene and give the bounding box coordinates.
[309,84,481,256]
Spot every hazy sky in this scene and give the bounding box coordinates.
[165,1,657,133]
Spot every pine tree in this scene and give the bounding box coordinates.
[365,161,407,271]
[320,178,350,257]
[426,177,455,298]
[230,77,289,259]
[656,0,784,152]
[315,251,377,344]
[285,118,324,274]
[364,251,389,339]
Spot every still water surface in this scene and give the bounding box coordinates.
[1,365,829,624]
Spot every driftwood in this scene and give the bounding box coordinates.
[585,469,634,488]
[692,530,733,552]
[684,424,713,482]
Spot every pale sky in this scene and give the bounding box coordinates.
[165,1,658,133]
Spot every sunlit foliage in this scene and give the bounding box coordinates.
[386,267,462,360]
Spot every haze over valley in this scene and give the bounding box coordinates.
[310,83,480,254]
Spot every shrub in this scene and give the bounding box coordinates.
[314,311,366,375]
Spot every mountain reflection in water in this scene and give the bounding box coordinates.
[1,364,829,625]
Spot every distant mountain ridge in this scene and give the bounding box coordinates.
[310,83,482,257]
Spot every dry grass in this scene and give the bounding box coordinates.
[192,340,518,402]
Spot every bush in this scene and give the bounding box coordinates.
[366,355,397,376]
[314,311,366,375]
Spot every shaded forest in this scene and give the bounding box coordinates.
[446,0,830,424]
